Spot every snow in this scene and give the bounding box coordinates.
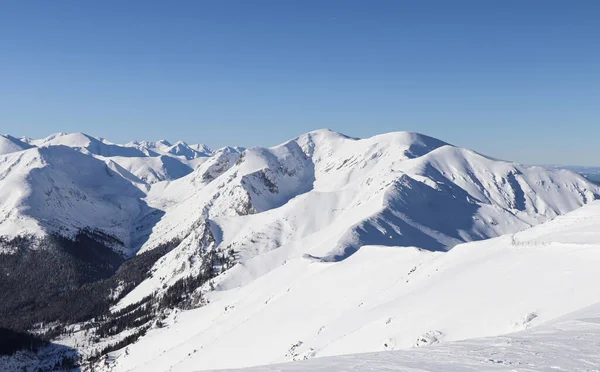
[211,302,600,371]
[115,129,597,307]
[0,132,220,251]
[32,132,148,158]
[106,155,196,185]
[548,164,600,184]
[1,130,600,371]
[123,139,214,160]
[30,132,215,184]
[1,129,597,259]
[109,201,600,371]
[0,134,33,155]
[0,146,157,254]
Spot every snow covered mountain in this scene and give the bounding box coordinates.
[549,164,600,185]
[0,145,157,254]
[27,132,216,184]
[109,200,600,371]
[2,128,596,296]
[0,132,217,247]
[0,134,33,155]
[1,129,599,371]
[123,139,214,160]
[115,129,598,307]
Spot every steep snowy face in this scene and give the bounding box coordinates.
[332,145,598,259]
[0,134,33,155]
[196,146,244,183]
[0,146,158,254]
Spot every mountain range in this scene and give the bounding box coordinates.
[0,129,598,371]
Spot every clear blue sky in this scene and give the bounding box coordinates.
[1,1,598,165]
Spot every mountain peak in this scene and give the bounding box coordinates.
[0,134,34,155]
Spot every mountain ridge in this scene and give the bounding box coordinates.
[0,129,599,371]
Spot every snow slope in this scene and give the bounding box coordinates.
[213,302,600,371]
[0,134,33,155]
[107,155,195,185]
[111,201,600,371]
[549,164,600,184]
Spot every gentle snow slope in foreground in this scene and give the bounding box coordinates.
[213,302,600,371]
[111,201,600,371]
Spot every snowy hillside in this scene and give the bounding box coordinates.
[107,155,195,185]
[110,201,600,371]
[0,145,157,253]
[212,302,600,371]
[0,134,32,155]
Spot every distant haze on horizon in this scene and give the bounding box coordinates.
[1,1,599,166]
